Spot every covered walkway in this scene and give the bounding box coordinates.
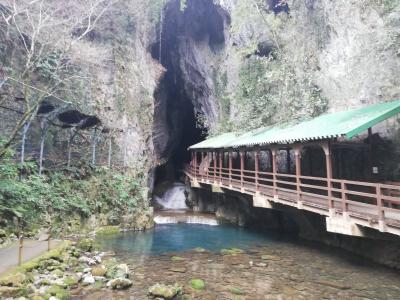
[186,100,400,236]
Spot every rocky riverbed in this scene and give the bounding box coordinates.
[1,227,400,300]
[75,242,400,299]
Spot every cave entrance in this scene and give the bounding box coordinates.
[150,0,226,209]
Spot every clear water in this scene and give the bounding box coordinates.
[96,224,278,256]
[89,224,400,300]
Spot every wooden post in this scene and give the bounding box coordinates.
[254,150,259,192]
[206,152,209,181]
[39,119,46,176]
[18,220,23,266]
[240,151,245,190]
[294,146,302,204]
[271,149,277,196]
[20,123,29,165]
[229,151,233,186]
[377,184,384,221]
[108,133,112,168]
[67,128,74,168]
[202,152,206,180]
[341,181,347,214]
[91,128,97,166]
[48,225,51,251]
[219,152,223,184]
[213,151,217,183]
[323,142,334,210]
[286,149,291,174]
[194,152,198,179]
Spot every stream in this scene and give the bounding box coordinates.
[73,223,400,300]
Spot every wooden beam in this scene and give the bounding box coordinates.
[271,148,277,196]
[322,142,334,210]
[219,152,223,184]
[240,151,245,190]
[255,149,260,192]
[229,151,233,186]
[294,146,302,205]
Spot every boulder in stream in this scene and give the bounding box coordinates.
[148,283,182,299]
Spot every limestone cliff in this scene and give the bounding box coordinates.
[1,0,400,184]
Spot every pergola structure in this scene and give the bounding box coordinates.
[186,100,400,237]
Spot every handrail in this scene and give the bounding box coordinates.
[186,164,400,231]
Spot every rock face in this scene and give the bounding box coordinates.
[151,0,400,188]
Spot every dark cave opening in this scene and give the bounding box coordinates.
[267,0,290,15]
[151,0,226,187]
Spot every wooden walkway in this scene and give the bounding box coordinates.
[186,166,400,236]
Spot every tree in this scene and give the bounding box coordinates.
[0,0,117,158]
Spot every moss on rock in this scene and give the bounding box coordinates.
[95,226,120,236]
[148,283,182,299]
[0,272,26,287]
[44,284,70,300]
[171,256,185,261]
[77,238,94,252]
[220,248,244,256]
[189,278,205,290]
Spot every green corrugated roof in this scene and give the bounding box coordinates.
[188,132,239,150]
[189,100,400,150]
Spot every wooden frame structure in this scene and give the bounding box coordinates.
[186,139,400,237]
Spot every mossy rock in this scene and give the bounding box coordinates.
[0,286,29,298]
[63,276,78,287]
[229,287,245,295]
[52,269,64,277]
[96,226,120,236]
[39,279,51,286]
[261,255,281,261]
[193,247,206,253]
[189,279,205,290]
[148,283,182,299]
[44,284,70,300]
[69,247,81,258]
[0,229,7,238]
[0,272,26,287]
[220,248,244,256]
[108,278,132,290]
[32,295,45,300]
[171,256,185,261]
[77,238,94,252]
[91,265,107,277]
[93,280,105,289]
[47,263,67,272]
[68,257,79,266]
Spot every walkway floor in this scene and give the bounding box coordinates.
[0,239,60,275]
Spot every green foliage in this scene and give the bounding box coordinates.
[231,55,328,132]
[211,69,234,135]
[0,150,148,230]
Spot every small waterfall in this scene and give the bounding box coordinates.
[154,213,218,226]
[154,182,188,210]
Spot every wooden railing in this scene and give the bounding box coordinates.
[186,165,400,232]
